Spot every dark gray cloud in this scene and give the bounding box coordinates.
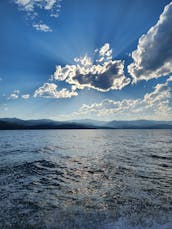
[72,60,130,91]
[54,43,130,92]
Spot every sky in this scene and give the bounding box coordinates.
[0,0,172,121]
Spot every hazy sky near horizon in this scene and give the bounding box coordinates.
[0,0,172,120]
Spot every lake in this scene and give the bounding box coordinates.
[0,130,172,228]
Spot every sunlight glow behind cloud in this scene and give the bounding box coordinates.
[53,43,131,92]
[3,0,172,121]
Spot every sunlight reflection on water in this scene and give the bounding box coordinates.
[0,130,172,228]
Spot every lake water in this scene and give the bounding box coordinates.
[0,130,172,229]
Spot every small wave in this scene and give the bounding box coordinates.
[104,217,172,229]
[0,129,172,228]
[150,154,172,160]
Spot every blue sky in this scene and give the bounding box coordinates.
[0,0,172,120]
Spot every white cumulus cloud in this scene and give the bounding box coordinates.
[21,94,30,99]
[34,83,78,98]
[33,23,52,32]
[14,0,63,31]
[8,90,31,100]
[128,1,172,82]
[53,43,130,92]
[62,76,172,120]
[8,90,20,100]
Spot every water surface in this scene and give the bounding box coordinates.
[0,130,172,228]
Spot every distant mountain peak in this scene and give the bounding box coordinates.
[0,118,171,130]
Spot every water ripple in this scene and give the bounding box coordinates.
[0,129,172,228]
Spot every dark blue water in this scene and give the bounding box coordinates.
[0,130,172,229]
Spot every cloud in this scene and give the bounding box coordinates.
[78,99,140,117]
[143,83,171,108]
[15,0,34,11]
[62,76,172,120]
[128,2,172,82]
[8,90,30,100]
[34,83,78,98]
[45,0,58,10]
[54,43,130,92]
[33,23,52,32]
[167,75,172,82]
[21,94,30,99]
[14,0,63,31]
[8,90,20,100]
[14,0,62,13]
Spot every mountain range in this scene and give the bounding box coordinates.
[0,118,172,130]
